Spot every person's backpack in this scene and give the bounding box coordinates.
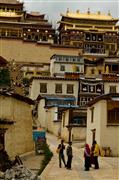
[56,148,60,153]
[56,145,61,153]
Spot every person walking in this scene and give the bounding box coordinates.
[92,140,100,169]
[84,143,91,171]
[66,142,73,170]
[57,139,66,168]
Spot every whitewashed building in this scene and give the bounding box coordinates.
[30,76,79,103]
[102,74,119,94]
[86,93,119,157]
[50,54,84,77]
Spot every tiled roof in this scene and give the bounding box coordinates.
[41,94,76,99]
[27,12,45,17]
[31,76,79,82]
[36,94,76,102]
[0,92,34,105]
[87,93,119,107]
[0,56,8,66]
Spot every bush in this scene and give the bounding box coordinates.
[38,143,53,175]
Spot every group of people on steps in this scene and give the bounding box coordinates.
[57,139,100,171]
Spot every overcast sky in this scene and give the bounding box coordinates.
[22,0,119,27]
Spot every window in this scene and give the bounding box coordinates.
[107,108,119,124]
[40,83,47,93]
[81,84,88,92]
[67,84,74,94]
[98,34,103,41]
[110,44,115,51]
[58,111,62,120]
[96,84,102,93]
[42,36,47,41]
[91,107,94,123]
[55,84,62,93]
[92,34,96,41]
[89,85,95,93]
[60,65,65,71]
[112,65,118,72]
[109,86,116,93]
[85,33,91,40]
[76,66,79,72]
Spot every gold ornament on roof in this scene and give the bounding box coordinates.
[108,10,111,16]
[63,9,113,20]
[98,11,101,15]
[66,8,69,15]
[87,8,90,14]
[76,10,80,14]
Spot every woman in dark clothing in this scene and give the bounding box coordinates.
[84,144,91,171]
[66,142,73,170]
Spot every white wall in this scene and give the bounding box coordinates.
[37,102,62,136]
[86,101,103,146]
[30,78,79,103]
[0,95,34,158]
[87,99,119,156]
[37,99,46,128]
[52,63,84,75]
[104,82,119,94]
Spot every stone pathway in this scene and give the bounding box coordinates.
[40,132,119,180]
[21,151,44,175]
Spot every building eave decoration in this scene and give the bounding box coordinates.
[0,11,22,17]
[61,9,117,21]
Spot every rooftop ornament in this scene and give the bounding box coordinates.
[108,10,111,16]
[66,8,70,15]
[98,11,101,15]
[87,8,90,15]
[76,10,80,14]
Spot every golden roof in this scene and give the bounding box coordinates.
[0,0,21,4]
[61,9,116,20]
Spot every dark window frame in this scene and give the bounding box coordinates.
[55,83,62,93]
[40,83,47,93]
[67,84,74,94]
[109,86,116,93]
[60,65,65,71]
[107,108,119,125]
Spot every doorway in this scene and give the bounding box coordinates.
[91,129,96,143]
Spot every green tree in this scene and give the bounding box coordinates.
[0,69,10,86]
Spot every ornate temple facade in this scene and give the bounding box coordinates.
[0,0,55,43]
[58,9,119,57]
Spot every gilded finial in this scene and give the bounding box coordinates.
[87,8,90,14]
[108,10,111,16]
[98,11,101,15]
[76,10,80,14]
[67,8,69,14]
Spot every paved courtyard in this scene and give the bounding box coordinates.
[40,133,119,180]
[19,133,119,179]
